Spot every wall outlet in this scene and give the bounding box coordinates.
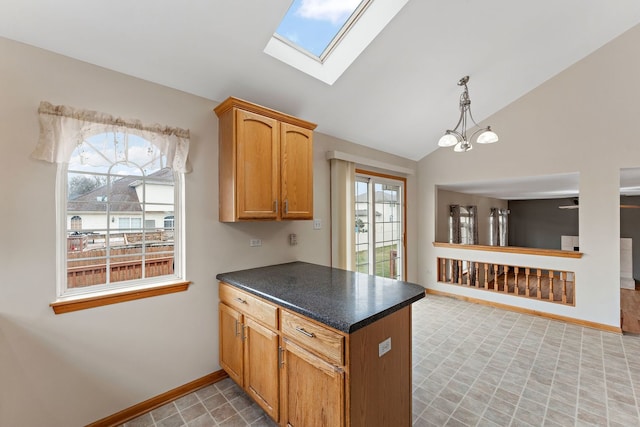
[313,219,322,230]
[249,239,262,247]
[379,337,391,357]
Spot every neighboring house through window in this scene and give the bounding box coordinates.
[164,215,175,230]
[65,132,180,293]
[354,170,405,280]
[70,215,82,231]
[32,101,190,301]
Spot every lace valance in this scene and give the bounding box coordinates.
[31,101,192,173]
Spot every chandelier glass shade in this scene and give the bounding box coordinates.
[438,75,498,152]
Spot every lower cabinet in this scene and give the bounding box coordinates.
[244,317,280,420]
[219,281,413,427]
[219,303,243,385]
[280,337,344,427]
[218,301,280,421]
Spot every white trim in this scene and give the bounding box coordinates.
[264,0,409,85]
[326,150,415,176]
[56,164,68,298]
[53,278,188,304]
[174,171,186,280]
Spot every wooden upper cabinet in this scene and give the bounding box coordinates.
[214,97,316,222]
[236,110,279,220]
[281,123,313,219]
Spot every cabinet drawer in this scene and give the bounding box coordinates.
[219,282,278,329]
[281,310,344,366]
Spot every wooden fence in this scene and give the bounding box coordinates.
[67,244,174,288]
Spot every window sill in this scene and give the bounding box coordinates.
[50,281,191,314]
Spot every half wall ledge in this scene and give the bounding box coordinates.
[432,242,583,258]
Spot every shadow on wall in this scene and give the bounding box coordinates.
[0,315,130,426]
[507,197,579,250]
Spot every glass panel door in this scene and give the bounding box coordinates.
[354,172,405,280]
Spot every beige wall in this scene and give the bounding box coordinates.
[436,189,508,245]
[0,37,417,426]
[419,24,640,329]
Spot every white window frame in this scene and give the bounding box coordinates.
[354,170,405,280]
[56,139,186,300]
[264,0,409,85]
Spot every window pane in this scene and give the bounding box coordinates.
[67,254,107,288]
[275,0,365,57]
[110,255,143,283]
[64,131,177,293]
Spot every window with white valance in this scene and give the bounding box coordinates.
[32,101,191,172]
[32,101,191,308]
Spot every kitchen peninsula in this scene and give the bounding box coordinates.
[216,261,425,427]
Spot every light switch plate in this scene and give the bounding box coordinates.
[379,337,391,357]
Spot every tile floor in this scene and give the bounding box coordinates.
[122,294,640,427]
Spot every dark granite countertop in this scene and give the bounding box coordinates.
[216,261,425,333]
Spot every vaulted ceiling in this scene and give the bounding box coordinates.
[2,0,640,161]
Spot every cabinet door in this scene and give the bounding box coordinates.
[280,122,313,220]
[281,338,344,427]
[219,303,244,386]
[244,318,280,421]
[236,109,280,219]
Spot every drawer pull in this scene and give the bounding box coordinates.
[295,327,315,338]
[234,297,247,304]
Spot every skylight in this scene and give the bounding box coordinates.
[274,0,365,60]
[265,0,409,85]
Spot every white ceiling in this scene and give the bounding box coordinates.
[2,1,640,161]
[438,173,581,201]
[438,169,640,200]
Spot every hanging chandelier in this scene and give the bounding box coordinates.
[438,75,499,152]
